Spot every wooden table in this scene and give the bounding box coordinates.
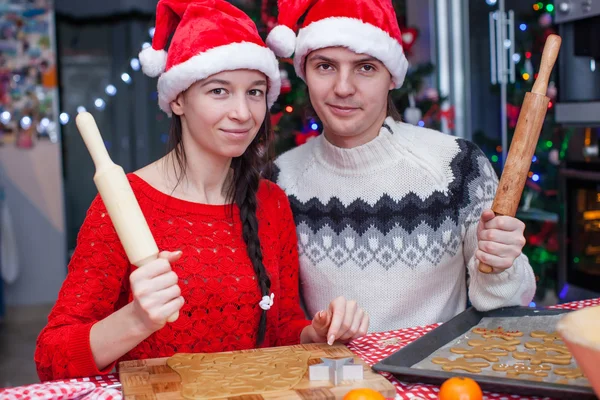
[2,298,599,400]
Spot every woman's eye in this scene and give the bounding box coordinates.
[361,65,375,72]
[318,64,332,71]
[211,88,226,95]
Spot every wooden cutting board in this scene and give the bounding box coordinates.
[119,343,395,399]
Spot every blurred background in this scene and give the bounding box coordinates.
[1,0,599,387]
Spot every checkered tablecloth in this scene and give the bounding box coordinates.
[2,298,598,400]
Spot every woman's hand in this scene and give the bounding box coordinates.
[130,250,184,333]
[301,296,369,345]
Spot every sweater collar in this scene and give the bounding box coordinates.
[314,117,415,174]
[313,118,448,187]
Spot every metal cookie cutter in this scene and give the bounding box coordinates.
[308,357,364,385]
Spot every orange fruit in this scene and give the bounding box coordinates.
[343,388,386,400]
[438,377,483,400]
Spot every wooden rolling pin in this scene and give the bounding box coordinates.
[479,34,562,274]
[76,112,179,322]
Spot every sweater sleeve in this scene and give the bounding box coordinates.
[270,185,311,346]
[35,195,130,381]
[461,143,536,310]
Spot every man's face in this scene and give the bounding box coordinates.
[304,47,395,148]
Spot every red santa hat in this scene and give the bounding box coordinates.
[140,0,281,115]
[266,0,409,89]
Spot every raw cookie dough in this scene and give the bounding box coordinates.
[431,357,490,373]
[513,350,572,365]
[492,363,551,378]
[450,347,508,362]
[468,338,521,351]
[167,348,311,399]
[472,327,524,341]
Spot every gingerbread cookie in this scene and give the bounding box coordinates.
[467,338,520,351]
[524,340,571,355]
[513,350,572,365]
[472,327,524,341]
[492,363,551,378]
[432,357,490,373]
[450,347,508,362]
[554,367,585,380]
[530,330,562,342]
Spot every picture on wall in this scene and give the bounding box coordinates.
[0,0,59,148]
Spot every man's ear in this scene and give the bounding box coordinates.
[170,92,185,116]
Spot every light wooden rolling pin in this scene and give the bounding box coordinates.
[76,112,179,322]
[479,34,561,274]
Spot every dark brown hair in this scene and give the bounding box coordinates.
[387,93,402,121]
[167,107,273,346]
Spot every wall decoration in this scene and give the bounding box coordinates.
[0,0,59,148]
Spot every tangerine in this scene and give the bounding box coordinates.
[438,376,483,400]
[343,388,387,400]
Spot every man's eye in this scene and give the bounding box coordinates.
[249,89,264,97]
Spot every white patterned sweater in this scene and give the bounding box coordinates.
[273,117,536,332]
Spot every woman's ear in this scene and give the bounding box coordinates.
[170,92,185,116]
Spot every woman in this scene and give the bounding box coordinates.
[35,0,369,381]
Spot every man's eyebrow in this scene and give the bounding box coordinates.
[307,55,337,63]
[200,79,230,87]
[355,56,379,63]
[306,55,380,64]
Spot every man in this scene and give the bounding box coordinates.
[266,0,536,332]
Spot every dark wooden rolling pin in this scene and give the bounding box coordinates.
[479,34,562,274]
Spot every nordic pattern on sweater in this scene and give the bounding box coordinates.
[273,118,536,332]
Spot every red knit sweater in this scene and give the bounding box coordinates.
[35,174,311,381]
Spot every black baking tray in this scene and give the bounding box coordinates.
[372,306,597,399]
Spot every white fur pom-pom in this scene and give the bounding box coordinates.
[139,46,168,77]
[266,25,296,58]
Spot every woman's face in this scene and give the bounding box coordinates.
[170,69,268,159]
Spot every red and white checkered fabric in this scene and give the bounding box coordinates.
[0,382,121,400]
[0,376,122,400]
[3,299,598,400]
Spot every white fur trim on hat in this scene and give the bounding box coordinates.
[266,25,297,58]
[157,42,281,115]
[139,47,168,78]
[293,17,409,89]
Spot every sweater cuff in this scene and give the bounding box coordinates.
[278,319,312,346]
[69,322,117,377]
[466,253,535,311]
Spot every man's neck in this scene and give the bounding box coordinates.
[323,113,387,149]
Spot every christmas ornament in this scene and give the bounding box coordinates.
[400,27,419,54]
[539,13,553,28]
[507,104,521,129]
[403,93,422,125]
[423,87,439,101]
[548,148,560,165]
[280,69,291,94]
[546,81,557,100]
[524,58,534,78]
[295,130,319,146]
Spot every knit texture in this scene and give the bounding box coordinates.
[35,175,310,381]
[274,117,536,332]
